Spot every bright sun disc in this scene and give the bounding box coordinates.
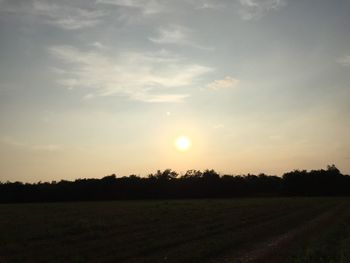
[175,136,191,151]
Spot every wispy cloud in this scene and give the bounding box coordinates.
[49,46,212,102]
[337,55,350,66]
[207,76,239,90]
[34,1,105,30]
[149,25,213,50]
[184,0,225,10]
[131,93,189,103]
[150,25,189,45]
[90,41,108,50]
[0,0,105,30]
[0,0,286,28]
[238,0,286,20]
[96,0,165,15]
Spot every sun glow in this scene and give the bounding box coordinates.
[175,136,191,151]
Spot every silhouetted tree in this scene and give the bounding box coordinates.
[182,170,202,179]
[154,169,178,181]
[0,165,349,202]
[202,169,219,180]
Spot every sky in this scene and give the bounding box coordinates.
[1,0,350,182]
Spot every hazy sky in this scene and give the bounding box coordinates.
[1,0,350,182]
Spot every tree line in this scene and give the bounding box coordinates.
[1,165,349,202]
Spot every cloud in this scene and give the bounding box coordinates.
[149,25,213,50]
[238,0,286,20]
[49,45,212,102]
[0,0,287,29]
[90,41,108,50]
[34,1,106,30]
[0,0,105,30]
[337,56,350,66]
[131,93,189,103]
[150,25,188,45]
[186,0,225,10]
[96,0,165,15]
[207,76,239,90]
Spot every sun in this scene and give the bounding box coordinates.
[175,136,191,151]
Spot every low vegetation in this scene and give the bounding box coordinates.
[0,198,349,262]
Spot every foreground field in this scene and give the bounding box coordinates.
[0,198,349,262]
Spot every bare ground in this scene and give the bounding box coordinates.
[218,203,346,263]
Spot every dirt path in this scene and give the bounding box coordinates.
[223,203,345,263]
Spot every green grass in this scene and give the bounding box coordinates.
[0,198,349,262]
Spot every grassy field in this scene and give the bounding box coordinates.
[0,198,349,263]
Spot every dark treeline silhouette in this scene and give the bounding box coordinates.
[1,165,350,203]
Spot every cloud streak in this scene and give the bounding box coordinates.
[150,25,189,45]
[207,76,239,90]
[96,0,165,15]
[0,0,105,30]
[49,46,212,102]
[0,0,287,29]
[238,0,286,20]
[149,25,214,50]
[338,55,350,67]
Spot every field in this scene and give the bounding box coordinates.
[1,198,350,263]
